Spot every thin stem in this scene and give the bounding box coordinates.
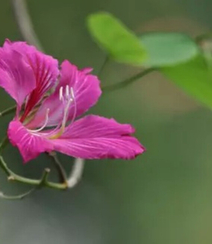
[39,168,50,186]
[11,0,43,51]
[0,156,67,190]
[47,152,68,185]
[67,158,84,188]
[0,105,16,117]
[0,137,9,154]
[0,169,54,200]
[0,188,36,200]
[98,56,109,78]
[102,68,155,92]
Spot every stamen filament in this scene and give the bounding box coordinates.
[65,85,70,98]
[59,87,63,101]
[70,87,75,99]
[28,108,50,133]
[61,97,73,130]
[69,92,77,126]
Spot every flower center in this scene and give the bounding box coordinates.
[32,85,76,139]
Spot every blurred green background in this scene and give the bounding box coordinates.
[0,0,212,243]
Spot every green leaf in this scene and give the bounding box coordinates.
[140,33,199,67]
[161,55,212,108]
[87,12,147,65]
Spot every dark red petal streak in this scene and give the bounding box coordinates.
[3,41,59,121]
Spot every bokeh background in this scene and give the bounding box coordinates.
[0,0,212,243]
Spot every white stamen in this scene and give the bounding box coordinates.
[59,87,63,101]
[60,86,76,129]
[70,87,75,99]
[28,109,50,133]
[61,97,73,129]
[45,86,77,139]
[65,85,70,98]
[69,88,77,125]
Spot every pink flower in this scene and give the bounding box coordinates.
[0,39,145,163]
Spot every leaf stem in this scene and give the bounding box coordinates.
[98,56,109,77]
[0,105,16,117]
[0,188,36,200]
[102,67,155,92]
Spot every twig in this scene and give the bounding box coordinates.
[0,188,36,200]
[39,168,51,186]
[0,137,9,154]
[0,105,16,117]
[0,156,67,190]
[0,168,52,200]
[47,152,68,185]
[67,158,84,188]
[11,0,43,50]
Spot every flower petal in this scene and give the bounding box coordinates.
[51,115,145,159]
[58,60,101,119]
[0,43,36,107]
[3,40,59,120]
[27,60,101,128]
[8,120,53,163]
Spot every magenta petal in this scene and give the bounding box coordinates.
[3,40,59,91]
[8,120,53,163]
[27,60,101,128]
[0,45,36,107]
[51,115,145,159]
[59,61,101,119]
[3,40,59,114]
